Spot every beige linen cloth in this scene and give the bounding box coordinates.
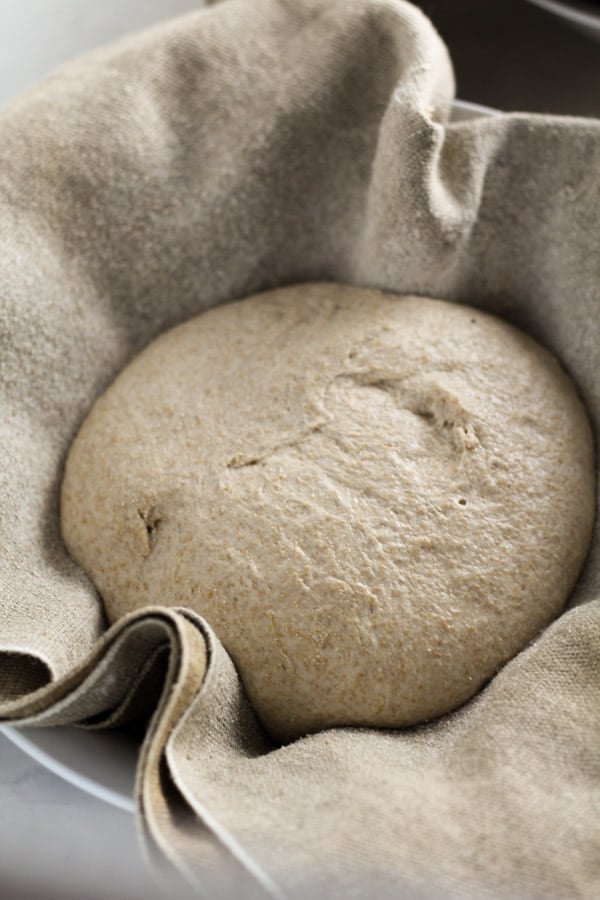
[0,0,599,897]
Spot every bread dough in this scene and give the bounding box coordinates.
[60,283,595,741]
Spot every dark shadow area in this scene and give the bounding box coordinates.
[415,0,600,116]
[0,652,51,703]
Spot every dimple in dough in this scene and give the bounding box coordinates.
[61,283,595,742]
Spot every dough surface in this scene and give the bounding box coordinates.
[61,284,595,741]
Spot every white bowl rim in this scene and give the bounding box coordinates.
[524,0,600,30]
[451,98,499,119]
[0,722,136,812]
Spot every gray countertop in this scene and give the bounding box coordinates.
[0,731,160,899]
[1,1,598,898]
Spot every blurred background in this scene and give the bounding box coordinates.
[1,0,599,114]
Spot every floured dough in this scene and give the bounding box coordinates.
[60,283,595,741]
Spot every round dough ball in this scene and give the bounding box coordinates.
[61,283,595,742]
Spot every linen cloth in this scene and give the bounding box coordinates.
[0,0,598,896]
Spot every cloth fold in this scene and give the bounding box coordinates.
[1,0,598,897]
